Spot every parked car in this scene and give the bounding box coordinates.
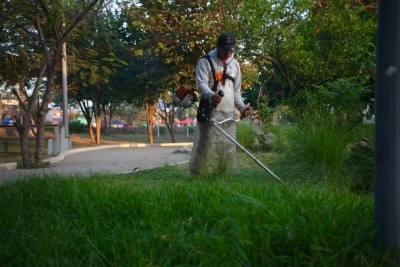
[110,120,126,128]
[2,118,14,125]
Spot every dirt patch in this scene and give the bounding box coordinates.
[69,133,129,145]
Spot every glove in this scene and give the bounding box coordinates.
[240,104,252,119]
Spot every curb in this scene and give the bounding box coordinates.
[0,142,193,171]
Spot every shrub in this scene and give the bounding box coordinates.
[257,95,276,131]
[188,126,196,134]
[69,120,85,134]
[153,126,173,135]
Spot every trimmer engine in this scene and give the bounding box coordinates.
[173,85,198,108]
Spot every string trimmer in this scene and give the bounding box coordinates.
[173,85,284,184]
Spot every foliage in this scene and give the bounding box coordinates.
[268,123,292,152]
[257,95,276,131]
[69,120,85,134]
[129,0,242,85]
[0,0,107,167]
[236,121,255,150]
[287,79,374,123]
[343,124,375,194]
[0,170,394,266]
[113,104,144,127]
[237,0,377,119]
[280,113,351,181]
[67,11,129,144]
[188,126,196,134]
[157,126,168,135]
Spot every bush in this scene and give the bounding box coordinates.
[188,126,196,134]
[69,120,85,134]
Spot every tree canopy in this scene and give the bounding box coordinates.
[0,0,378,161]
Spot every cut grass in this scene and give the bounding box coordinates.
[0,164,395,266]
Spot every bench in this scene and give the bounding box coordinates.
[0,135,55,155]
[0,125,67,155]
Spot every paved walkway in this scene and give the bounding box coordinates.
[0,143,193,184]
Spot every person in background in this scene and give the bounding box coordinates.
[188,32,252,176]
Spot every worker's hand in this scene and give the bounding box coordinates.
[241,104,252,118]
[211,93,223,105]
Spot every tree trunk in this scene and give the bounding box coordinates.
[165,122,176,143]
[15,63,47,168]
[105,113,109,135]
[95,115,101,144]
[14,116,32,168]
[168,110,177,143]
[34,114,46,167]
[157,100,177,143]
[0,98,2,124]
[34,68,57,167]
[146,103,154,144]
[88,123,96,143]
[170,128,176,143]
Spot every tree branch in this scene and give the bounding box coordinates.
[62,0,105,42]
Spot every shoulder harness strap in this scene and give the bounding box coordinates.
[201,54,218,92]
[201,54,235,91]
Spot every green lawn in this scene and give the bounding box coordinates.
[0,161,394,266]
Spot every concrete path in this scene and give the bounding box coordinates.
[0,143,192,184]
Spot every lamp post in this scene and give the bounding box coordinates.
[374,0,400,254]
[62,40,69,136]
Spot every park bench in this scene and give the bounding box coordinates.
[0,135,55,155]
[0,125,69,155]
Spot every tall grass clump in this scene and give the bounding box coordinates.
[280,113,351,181]
[344,123,375,194]
[0,169,394,266]
[267,123,293,152]
[236,121,255,149]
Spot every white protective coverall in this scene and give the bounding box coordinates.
[188,48,247,176]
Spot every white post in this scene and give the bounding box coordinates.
[186,108,189,137]
[53,125,60,155]
[62,23,69,142]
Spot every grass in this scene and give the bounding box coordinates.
[236,121,256,149]
[0,163,393,266]
[1,121,392,265]
[278,115,356,182]
[85,131,196,144]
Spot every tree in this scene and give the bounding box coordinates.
[66,12,128,144]
[125,0,249,142]
[157,96,179,143]
[237,0,377,118]
[128,55,171,143]
[0,0,108,167]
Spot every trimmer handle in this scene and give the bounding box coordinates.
[213,90,224,108]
